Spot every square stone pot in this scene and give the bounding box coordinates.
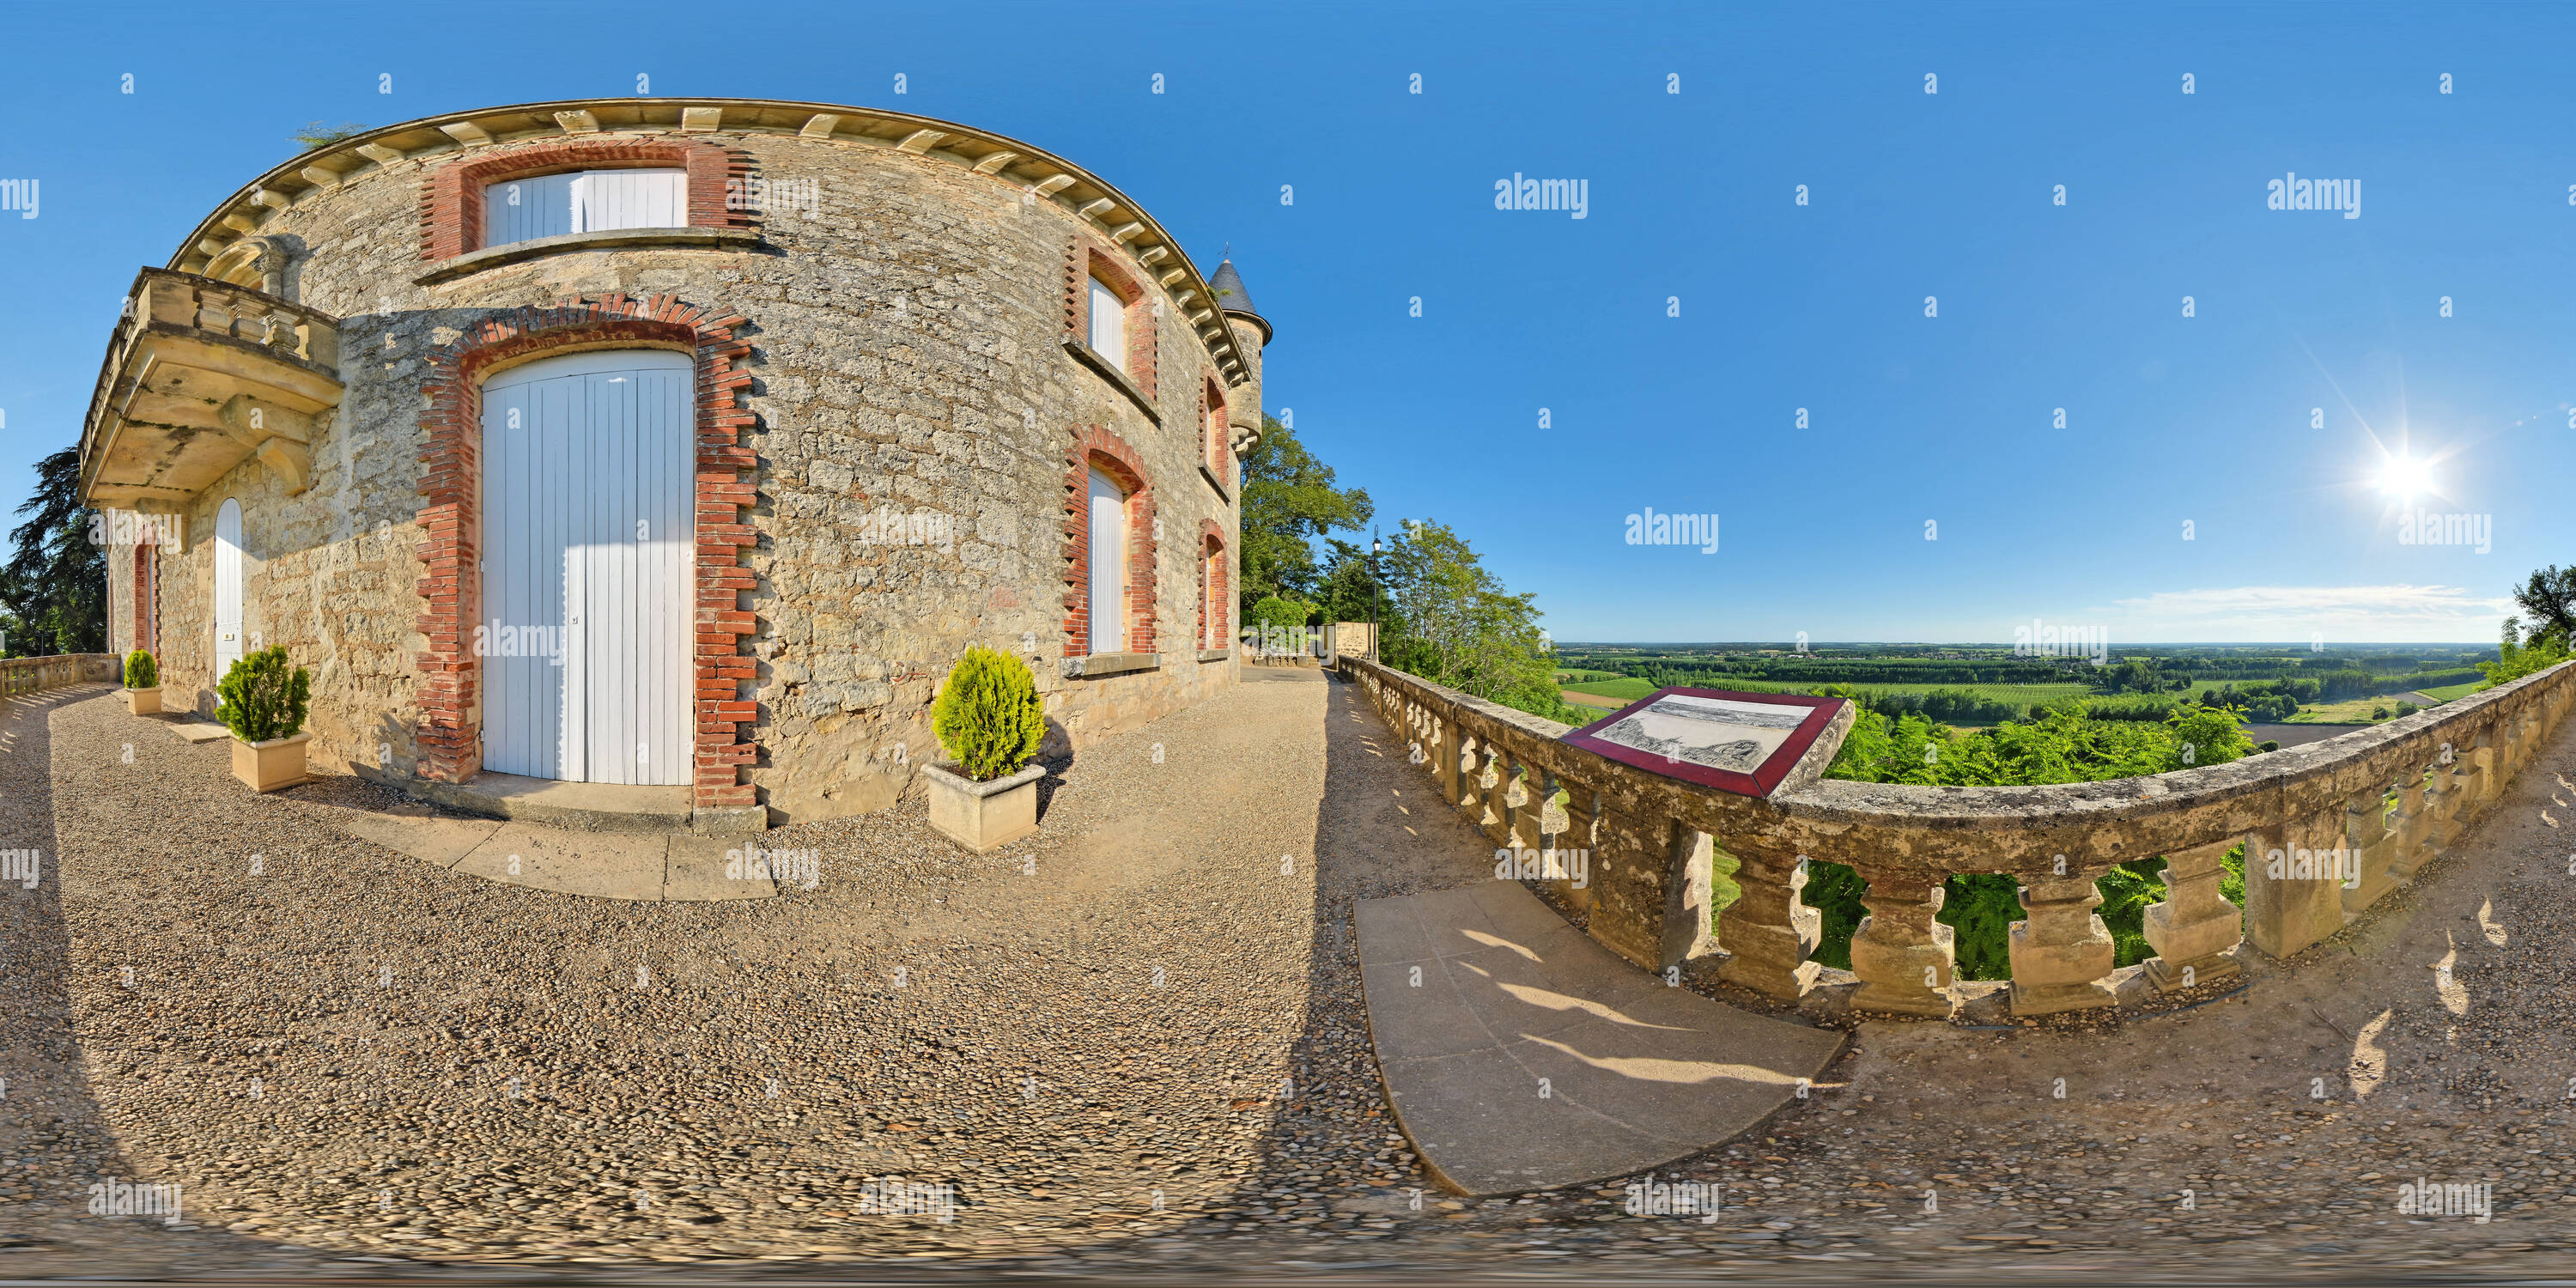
[232,732,312,793]
[921,761,1043,854]
[124,687,161,715]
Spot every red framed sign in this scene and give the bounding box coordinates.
[1564,687,1849,798]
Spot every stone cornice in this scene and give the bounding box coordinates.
[168,98,1254,386]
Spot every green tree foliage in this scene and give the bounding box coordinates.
[1376,519,1583,721]
[2512,565,2576,646]
[125,650,157,690]
[1238,416,1371,612]
[216,647,312,743]
[930,646,1046,781]
[291,121,370,152]
[3,447,106,659]
[2484,617,2572,687]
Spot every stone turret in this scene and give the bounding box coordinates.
[1210,258,1269,458]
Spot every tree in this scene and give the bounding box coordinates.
[2512,565,2576,647]
[2,446,106,658]
[1377,519,1559,715]
[1238,415,1371,612]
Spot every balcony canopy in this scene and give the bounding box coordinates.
[78,269,343,513]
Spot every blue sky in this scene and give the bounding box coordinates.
[3,0,2566,644]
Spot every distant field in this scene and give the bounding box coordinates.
[2416,679,2488,702]
[1558,677,2098,706]
[2285,696,2416,725]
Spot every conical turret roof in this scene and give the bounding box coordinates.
[1208,258,1270,343]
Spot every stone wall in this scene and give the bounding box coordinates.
[100,112,1247,823]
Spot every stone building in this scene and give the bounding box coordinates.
[76,97,1271,829]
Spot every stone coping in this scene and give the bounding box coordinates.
[1196,647,1230,663]
[1062,337,1163,424]
[1343,655,2576,880]
[1065,652,1160,678]
[414,226,765,285]
[164,98,1250,389]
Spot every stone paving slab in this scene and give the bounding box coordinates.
[666,835,780,901]
[313,800,775,902]
[450,823,669,901]
[332,805,505,870]
[1359,881,1844,1196]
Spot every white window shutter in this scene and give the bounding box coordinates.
[1088,469,1125,654]
[1089,277,1126,372]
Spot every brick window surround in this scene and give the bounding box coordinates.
[1199,519,1229,650]
[1060,237,1157,401]
[413,295,758,810]
[1061,424,1157,658]
[421,138,753,261]
[1201,374,1230,484]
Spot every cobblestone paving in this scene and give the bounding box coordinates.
[3,671,2573,1282]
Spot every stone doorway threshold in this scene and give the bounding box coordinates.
[1358,881,1844,1196]
[395,769,764,835]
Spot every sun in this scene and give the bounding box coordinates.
[2375,453,2434,501]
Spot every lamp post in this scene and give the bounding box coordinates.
[1369,532,1383,662]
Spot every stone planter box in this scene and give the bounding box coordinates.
[921,761,1043,854]
[232,732,312,793]
[123,687,161,715]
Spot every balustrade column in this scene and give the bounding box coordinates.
[2142,837,2245,991]
[2341,784,2403,917]
[1848,876,1955,1018]
[2008,865,2119,1014]
[1503,761,1544,854]
[1431,718,1461,805]
[1542,776,1596,914]
[1715,843,1820,999]
[2465,734,2500,809]
[1586,806,1711,973]
[2245,811,2349,959]
[1463,742,1504,829]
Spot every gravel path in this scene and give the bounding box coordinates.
[5,671,2574,1281]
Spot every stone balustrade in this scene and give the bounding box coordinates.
[1343,655,2576,1019]
[0,653,118,699]
[79,268,345,512]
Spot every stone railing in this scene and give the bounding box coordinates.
[78,267,344,511]
[1342,655,2576,1019]
[0,653,119,699]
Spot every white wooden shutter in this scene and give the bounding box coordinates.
[213,499,244,674]
[482,169,685,248]
[481,350,694,785]
[575,168,687,233]
[483,172,578,247]
[1088,470,1125,655]
[1089,277,1125,372]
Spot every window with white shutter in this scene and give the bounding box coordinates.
[483,169,687,248]
[1088,276,1127,373]
[1088,469,1126,654]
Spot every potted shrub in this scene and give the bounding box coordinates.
[216,645,313,793]
[122,650,161,715]
[921,645,1048,853]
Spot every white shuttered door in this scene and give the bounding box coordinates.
[481,350,694,785]
[213,499,244,674]
[483,168,686,248]
[1087,470,1125,655]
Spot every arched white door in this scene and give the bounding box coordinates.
[213,499,244,676]
[479,349,694,785]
